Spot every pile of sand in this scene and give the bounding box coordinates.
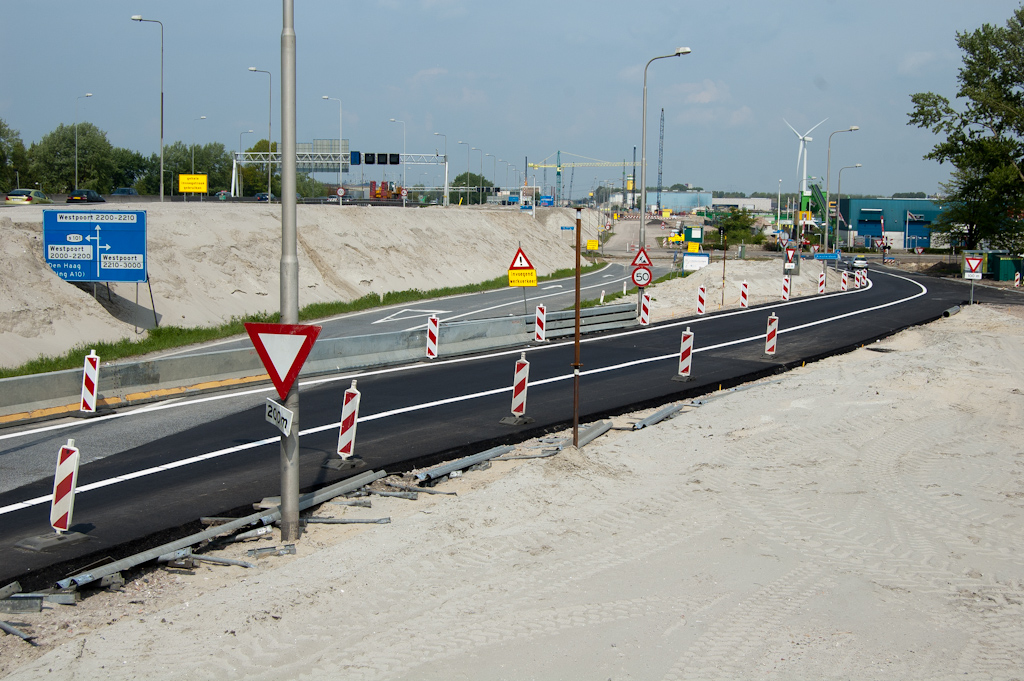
[0,206,600,368]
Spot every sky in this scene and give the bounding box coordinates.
[3,0,1023,199]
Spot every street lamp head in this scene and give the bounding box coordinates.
[675,47,692,55]
[855,163,862,167]
[131,15,142,21]
[322,95,329,100]
[199,115,206,120]
[84,93,93,98]
[248,66,257,72]
[849,126,860,131]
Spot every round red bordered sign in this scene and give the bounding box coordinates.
[631,267,652,288]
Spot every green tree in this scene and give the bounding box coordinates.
[450,171,492,204]
[0,118,28,191]
[716,207,758,243]
[891,192,927,198]
[27,122,116,193]
[908,6,1024,249]
[238,139,278,196]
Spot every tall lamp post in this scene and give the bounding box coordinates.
[836,164,862,248]
[75,93,93,190]
[191,115,206,174]
[239,129,254,196]
[458,140,469,204]
[131,15,163,201]
[639,47,691,251]
[248,67,272,195]
[434,132,448,206]
[322,96,343,187]
[825,126,858,253]
[777,178,782,232]
[471,147,483,205]
[485,153,496,202]
[389,118,406,206]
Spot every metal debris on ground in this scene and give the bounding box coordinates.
[416,445,514,482]
[0,595,43,614]
[0,619,36,644]
[246,544,296,558]
[369,489,418,500]
[329,499,373,507]
[300,517,391,525]
[386,481,456,496]
[500,421,614,459]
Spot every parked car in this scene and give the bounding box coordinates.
[215,190,230,200]
[255,192,276,202]
[111,187,138,196]
[66,189,106,203]
[4,189,52,205]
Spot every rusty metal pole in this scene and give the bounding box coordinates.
[573,207,582,446]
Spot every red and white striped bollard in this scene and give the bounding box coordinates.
[854,270,862,289]
[740,280,748,308]
[782,275,791,301]
[511,352,529,417]
[697,285,706,315]
[818,271,826,294]
[1015,271,1021,287]
[426,315,439,358]
[765,313,779,356]
[639,292,651,326]
[841,271,848,291]
[80,349,99,413]
[534,304,547,342]
[337,380,360,460]
[677,327,694,380]
[50,439,81,533]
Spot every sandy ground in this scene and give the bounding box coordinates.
[0,205,603,368]
[3,290,1024,679]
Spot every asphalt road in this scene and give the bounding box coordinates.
[0,269,1016,588]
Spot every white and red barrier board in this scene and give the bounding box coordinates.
[534,304,547,342]
[80,350,99,412]
[511,353,530,417]
[697,286,706,315]
[426,315,439,358]
[818,272,826,294]
[337,380,361,459]
[765,314,779,356]
[1015,272,1021,287]
[854,271,861,289]
[50,440,80,533]
[841,271,848,291]
[678,328,694,378]
[740,281,748,308]
[782,276,791,301]
[639,293,651,326]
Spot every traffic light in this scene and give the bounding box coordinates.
[364,153,376,165]
[389,153,400,165]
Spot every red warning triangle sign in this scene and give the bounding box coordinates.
[965,257,983,273]
[509,247,535,270]
[245,323,322,400]
[630,247,653,267]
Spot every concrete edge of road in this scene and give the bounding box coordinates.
[0,304,639,427]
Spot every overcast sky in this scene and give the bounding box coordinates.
[3,0,1022,198]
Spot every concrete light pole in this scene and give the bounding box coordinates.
[239,129,254,196]
[458,140,469,204]
[434,132,448,206]
[75,93,92,190]
[836,164,862,248]
[389,118,406,206]
[131,15,163,201]
[322,96,343,186]
[639,47,690,251]
[825,126,859,253]
[248,67,273,196]
[472,147,483,205]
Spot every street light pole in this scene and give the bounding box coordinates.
[249,67,273,196]
[836,164,862,249]
[75,93,92,190]
[322,96,343,187]
[825,126,858,253]
[239,129,254,197]
[777,178,782,231]
[389,118,406,206]
[191,115,206,174]
[434,132,448,206]
[131,15,163,201]
[472,147,483,205]
[640,47,691,251]
[486,153,496,203]
[458,140,469,204]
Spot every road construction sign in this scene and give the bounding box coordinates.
[508,247,537,287]
[631,248,653,267]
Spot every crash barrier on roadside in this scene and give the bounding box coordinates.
[0,303,639,423]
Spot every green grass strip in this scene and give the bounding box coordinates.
[578,269,683,309]
[0,263,604,379]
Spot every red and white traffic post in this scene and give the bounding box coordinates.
[740,280,748,308]
[534,304,547,342]
[818,271,826,294]
[841,271,849,291]
[50,439,81,533]
[697,285,706,315]
[80,349,99,413]
[501,352,534,425]
[854,270,862,289]
[1015,271,1021,287]
[675,327,694,381]
[336,380,360,460]
[639,292,651,326]
[426,315,439,358]
[764,313,779,356]
[782,275,791,301]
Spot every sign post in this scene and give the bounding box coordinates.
[964,255,983,305]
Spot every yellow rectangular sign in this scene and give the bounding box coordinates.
[668,235,685,242]
[586,239,599,251]
[508,269,537,287]
[687,242,700,253]
[179,174,208,193]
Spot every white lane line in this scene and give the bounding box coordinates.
[0,273,926,517]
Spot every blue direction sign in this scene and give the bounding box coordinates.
[43,210,147,283]
[814,251,840,261]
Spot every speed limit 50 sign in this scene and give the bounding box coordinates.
[631,266,652,288]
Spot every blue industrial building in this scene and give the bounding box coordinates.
[646,190,713,213]
[837,198,943,250]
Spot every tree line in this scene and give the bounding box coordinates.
[0,119,325,197]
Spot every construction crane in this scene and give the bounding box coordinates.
[656,108,665,216]
[528,151,641,205]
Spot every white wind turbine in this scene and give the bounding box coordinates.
[784,118,828,195]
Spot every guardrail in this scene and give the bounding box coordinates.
[0,303,637,424]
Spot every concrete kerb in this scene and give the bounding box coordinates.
[0,304,638,425]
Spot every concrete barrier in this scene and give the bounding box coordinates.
[0,303,638,424]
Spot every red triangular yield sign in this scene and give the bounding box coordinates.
[509,247,535,270]
[965,257,983,272]
[245,323,322,400]
[631,247,652,267]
